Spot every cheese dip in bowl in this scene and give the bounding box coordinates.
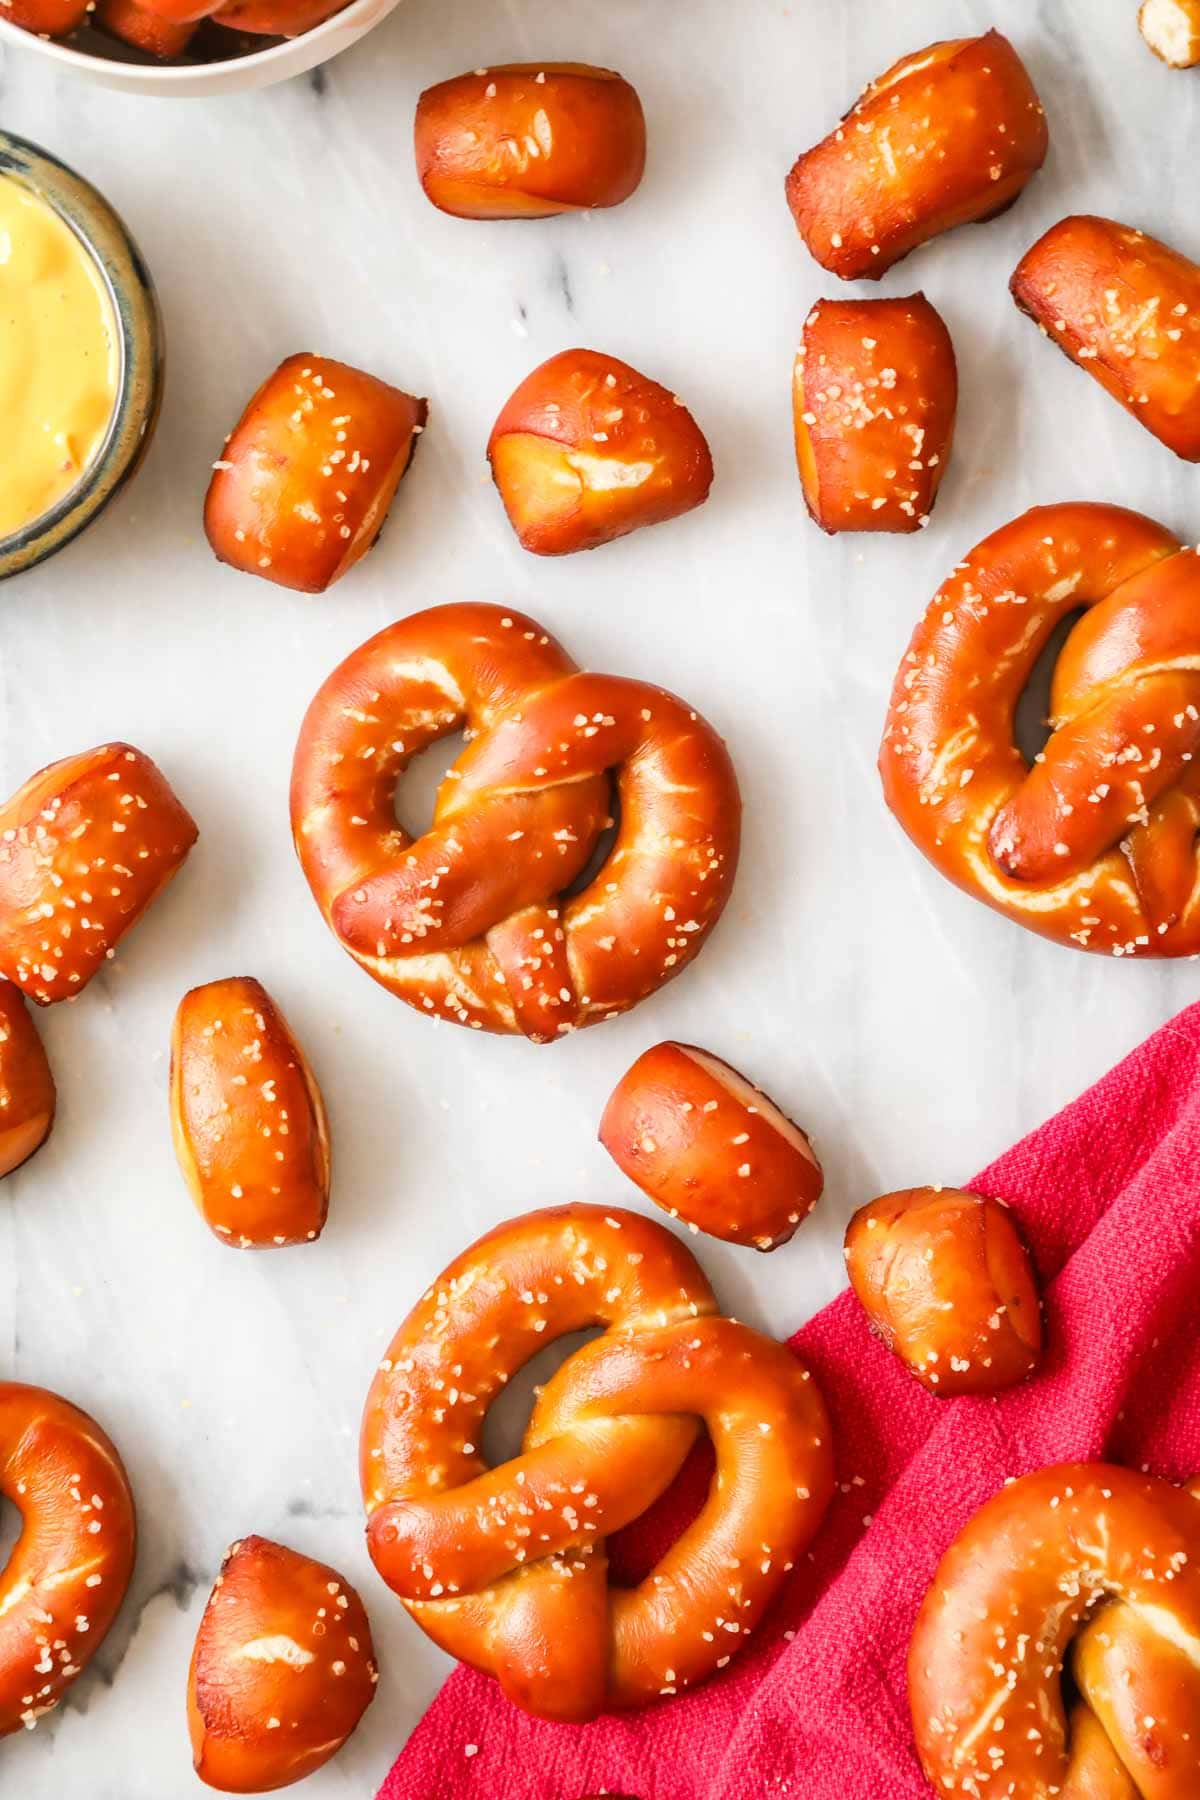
[0,132,163,579]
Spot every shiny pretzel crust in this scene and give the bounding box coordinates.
[361,1204,833,1720]
[910,1466,1200,1797]
[880,501,1200,958]
[1012,215,1200,462]
[785,30,1047,281]
[415,64,646,219]
[0,982,55,1177]
[0,1382,135,1738]
[290,602,739,1038]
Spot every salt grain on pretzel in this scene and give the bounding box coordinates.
[844,1186,1042,1396]
[170,977,331,1250]
[290,602,740,1039]
[1012,215,1200,462]
[599,1040,823,1250]
[189,1535,377,1791]
[0,742,197,1005]
[785,29,1047,282]
[361,1204,834,1720]
[910,1465,1200,1796]
[880,501,1200,956]
[0,1382,135,1738]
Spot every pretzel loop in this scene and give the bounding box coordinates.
[910,1465,1200,1798]
[292,604,740,1037]
[361,1205,834,1721]
[880,502,1200,956]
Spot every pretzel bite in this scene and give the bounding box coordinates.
[844,1186,1042,1396]
[599,1041,823,1250]
[488,348,712,555]
[205,356,427,594]
[793,294,957,534]
[1141,0,1200,64]
[1011,216,1200,461]
[0,743,197,1007]
[1,0,90,35]
[785,30,1048,281]
[0,983,54,1178]
[0,1382,136,1738]
[414,63,646,220]
[94,0,197,54]
[189,1535,377,1792]
[209,0,345,32]
[170,977,330,1250]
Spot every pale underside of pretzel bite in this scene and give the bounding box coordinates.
[910,1466,1200,1797]
[880,501,1200,957]
[360,1204,834,1720]
[1140,0,1200,65]
[290,602,740,1038]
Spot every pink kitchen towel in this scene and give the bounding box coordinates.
[379,1001,1200,1800]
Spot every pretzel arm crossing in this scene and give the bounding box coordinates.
[880,502,1200,956]
[292,604,740,1037]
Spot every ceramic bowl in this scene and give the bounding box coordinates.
[0,132,164,581]
[0,0,403,96]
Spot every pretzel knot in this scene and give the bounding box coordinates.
[881,502,1200,957]
[910,1465,1200,1798]
[290,603,740,1039]
[360,1205,834,1721]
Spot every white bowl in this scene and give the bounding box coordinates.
[0,0,402,94]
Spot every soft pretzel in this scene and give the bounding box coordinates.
[599,1040,823,1250]
[0,743,197,1004]
[880,501,1200,957]
[793,294,957,534]
[205,356,427,592]
[487,349,713,556]
[361,1204,834,1720]
[290,602,740,1039]
[0,982,55,1178]
[844,1187,1042,1396]
[1,0,90,34]
[415,64,646,219]
[1140,0,1200,64]
[208,0,345,32]
[1012,216,1200,461]
[95,0,197,56]
[0,1382,136,1737]
[188,1534,377,1792]
[785,30,1047,281]
[169,977,330,1250]
[910,1465,1200,1797]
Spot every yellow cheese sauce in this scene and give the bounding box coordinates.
[0,176,119,540]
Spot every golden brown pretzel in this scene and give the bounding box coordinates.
[170,977,331,1250]
[844,1187,1042,1396]
[1012,217,1200,462]
[291,604,740,1039]
[0,742,197,1005]
[880,502,1200,957]
[0,1382,136,1736]
[0,982,55,1178]
[910,1466,1200,1797]
[785,30,1047,281]
[361,1205,834,1720]
[188,1535,377,1792]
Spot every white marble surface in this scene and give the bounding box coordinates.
[0,0,1198,1793]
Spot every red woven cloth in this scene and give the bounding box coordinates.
[379,1003,1200,1800]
